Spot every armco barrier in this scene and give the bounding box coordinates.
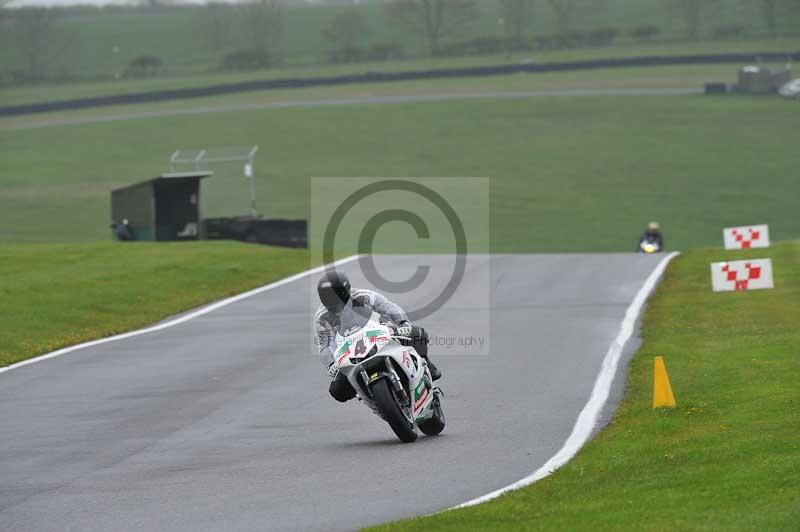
[203,217,307,248]
[2,52,798,117]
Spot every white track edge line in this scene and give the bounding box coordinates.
[451,251,680,509]
[0,254,361,376]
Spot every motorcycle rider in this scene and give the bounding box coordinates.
[637,221,664,252]
[314,269,441,403]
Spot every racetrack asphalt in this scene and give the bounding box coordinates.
[0,253,665,531]
[1,88,699,130]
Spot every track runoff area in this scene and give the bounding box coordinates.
[0,249,675,531]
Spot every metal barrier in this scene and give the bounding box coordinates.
[2,52,798,117]
[203,217,307,248]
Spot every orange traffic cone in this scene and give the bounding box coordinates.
[653,356,676,409]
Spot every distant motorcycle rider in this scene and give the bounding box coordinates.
[637,221,664,252]
[314,269,441,403]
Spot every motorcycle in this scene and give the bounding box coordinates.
[332,307,445,443]
[638,239,662,254]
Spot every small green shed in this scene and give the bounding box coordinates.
[110,171,212,241]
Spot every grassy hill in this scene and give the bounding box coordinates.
[1,93,798,251]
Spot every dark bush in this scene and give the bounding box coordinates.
[533,33,575,50]
[434,41,468,57]
[532,29,617,50]
[713,25,746,40]
[478,36,516,54]
[367,42,405,61]
[630,24,661,41]
[9,70,28,84]
[587,27,619,46]
[0,71,14,87]
[532,34,554,50]
[504,38,534,53]
[566,31,588,47]
[327,46,365,64]
[123,55,162,78]
[220,49,272,71]
[435,37,526,57]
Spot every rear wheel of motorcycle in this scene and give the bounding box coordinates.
[418,395,445,436]
[371,379,417,443]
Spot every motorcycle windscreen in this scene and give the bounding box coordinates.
[338,302,379,337]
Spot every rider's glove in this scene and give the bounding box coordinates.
[327,364,339,379]
[396,321,413,337]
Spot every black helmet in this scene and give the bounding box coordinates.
[317,270,351,312]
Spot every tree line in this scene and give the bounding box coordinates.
[208,0,800,61]
[2,0,798,83]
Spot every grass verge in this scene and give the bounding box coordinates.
[0,241,309,368]
[367,240,800,531]
[2,96,798,250]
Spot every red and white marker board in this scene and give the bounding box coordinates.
[723,224,770,250]
[711,258,774,292]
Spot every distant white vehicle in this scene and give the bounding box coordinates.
[779,79,800,99]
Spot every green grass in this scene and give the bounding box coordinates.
[1,94,798,251]
[367,239,800,531]
[1,35,798,108]
[0,241,309,367]
[0,63,749,128]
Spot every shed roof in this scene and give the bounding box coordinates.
[112,171,213,194]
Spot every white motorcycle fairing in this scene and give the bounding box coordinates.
[332,313,443,441]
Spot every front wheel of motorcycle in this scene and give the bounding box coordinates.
[371,379,417,443]
[418,395,446,436]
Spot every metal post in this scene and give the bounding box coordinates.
[169,150,180,173]
[247,146,259,218]
[194,149,206,171]
[247,165,257,218]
